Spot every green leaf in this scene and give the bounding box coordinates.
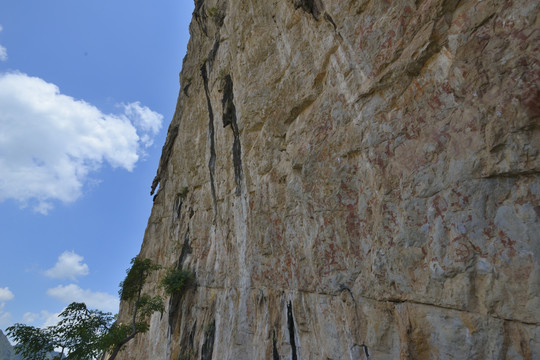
[119,257,161,301]
[160,268,195,296]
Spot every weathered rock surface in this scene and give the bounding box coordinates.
[0,329,20,360]
[118,0,540,358]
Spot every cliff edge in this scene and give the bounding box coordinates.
[118,0,540,358]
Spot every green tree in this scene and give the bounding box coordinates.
[7,257,164,360]
[54,302,113,359]
[7,303,112,360]
[5,324,53,360]
[98,257,164,360]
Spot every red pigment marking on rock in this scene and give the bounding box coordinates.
[428,95,443,110]
[455,243,471,262]
[442,82,454,94]
[452,12,470,30]
[432,195,447,219]
[522,86,540,117]
[468,240,486,256]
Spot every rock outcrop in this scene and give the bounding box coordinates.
[118,0,540,358]
[0,330,20,360]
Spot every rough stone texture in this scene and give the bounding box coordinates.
[117,0,540,359]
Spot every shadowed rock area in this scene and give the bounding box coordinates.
[117,0,540,358]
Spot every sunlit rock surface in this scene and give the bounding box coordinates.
[117,0,540,358]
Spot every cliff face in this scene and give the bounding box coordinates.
[118,0,540,358]
[0,330,20,360]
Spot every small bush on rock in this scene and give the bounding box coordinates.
[160,268,195,296]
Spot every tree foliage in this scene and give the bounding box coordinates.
[6,324,53,360]
[160,268,195,296]
[7,303,113,360]
[118,257,160,301]
[7,257,166,360]
[54,302,113,359]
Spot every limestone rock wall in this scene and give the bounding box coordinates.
[117,0,540,358]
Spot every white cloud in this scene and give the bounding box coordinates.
[0,45,6,62]
[40,310,61,328]
[0,287,14,327]
[0,72,164,214]
[47,284,118,313]
[45,251,89,281]
[123,102,163,147]
[22,310,61,328]
[0,25,6,62]
[0,287,14,301]
[0,303,11,327]
[22,311,40,324]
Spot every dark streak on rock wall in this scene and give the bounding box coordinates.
[201,320,216,360]
[221,74,243,196]
[293,0,325,20]
[200,63,218,217]
[151,125,179,198]
[287,302,298,360]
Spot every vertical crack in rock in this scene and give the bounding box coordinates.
[324,12,337,31]
[207,39,220,72]
[189,321,197,350]
[351,343,371,359]
[363,344,370,359]
[183,80,191,97]
[151,125,179,198]
[193,0,208,36]
[175,196,182,219]
[358,343,370,359]
[168,229,192,332]
[293,0,325,20]
[287,302,298,360]
[201,320,216,360]
[173,188,188,219]
[221,74,243,196]
[200,63,218,218]
[273,330,280,360]
[178,227,192,267]
[221,74,235,128]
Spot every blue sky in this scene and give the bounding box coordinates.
[0,0,194,331]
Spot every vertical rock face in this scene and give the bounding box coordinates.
[0,330,19,360]
[118,0,540,359]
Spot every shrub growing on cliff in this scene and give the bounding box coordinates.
[206,7,220,18]
[160,268,195,296]
[102,257,164,360]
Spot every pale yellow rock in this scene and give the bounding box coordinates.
[117,0,540,359]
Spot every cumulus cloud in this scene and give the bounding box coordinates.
[123,102,163,147]
[0,287,14,301]
[21,310,61,328]
[22,311,40,324]
[47,284,118,313]
[0,25,7,61]
[0,72,164,213]
[0,303,11,327]
[0,287,14,327]
[40,310,62,328]
[45,251,89,281]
